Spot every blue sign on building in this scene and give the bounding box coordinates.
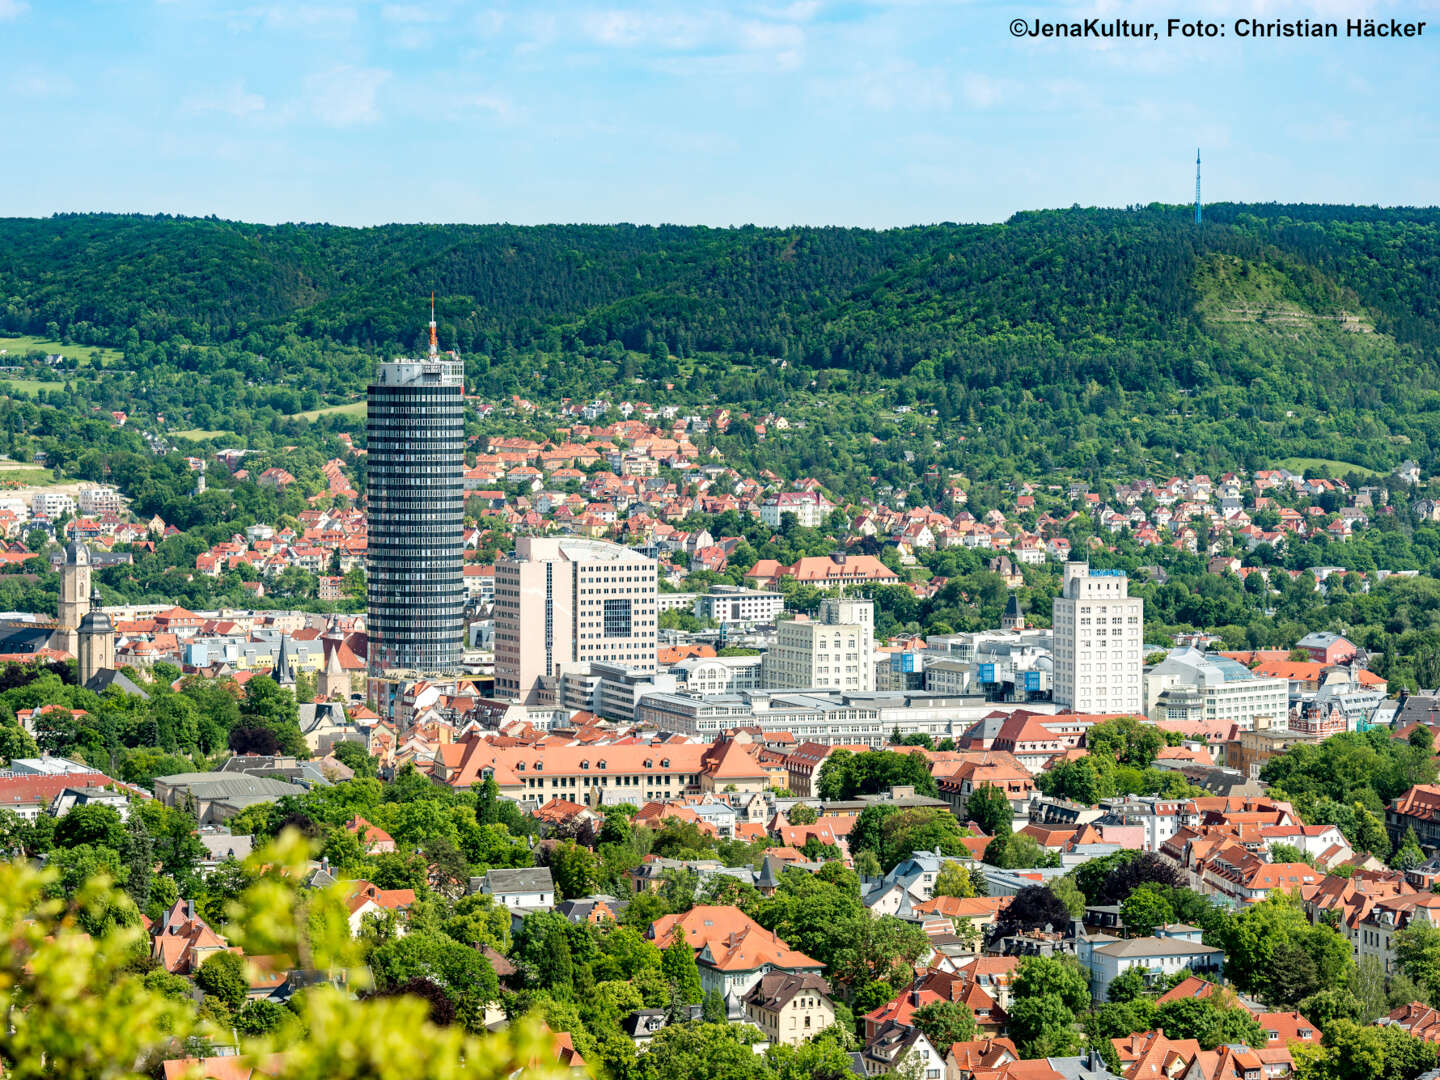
[1023,670,1042,692]
[978,663,996,684]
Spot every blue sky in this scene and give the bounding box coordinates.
[1,0,1436,225]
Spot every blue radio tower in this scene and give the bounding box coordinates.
[1195,149,1202,225]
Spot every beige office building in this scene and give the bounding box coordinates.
[494,537,658,704]
[762,597,875,693]
[1052,562,1143,714]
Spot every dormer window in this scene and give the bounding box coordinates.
[598,759,607,770]
[661,758,670,768]
[580,760,590,770]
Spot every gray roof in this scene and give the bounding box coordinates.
[1046,1052,1124,1080]
[480,867,554,894]
[155,772,307,799]
[743,971,830,1010]
[84,668,150,699]
[1092,937,1223,959]
[197,831,255,861]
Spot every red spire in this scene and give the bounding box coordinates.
[429,292,438,357]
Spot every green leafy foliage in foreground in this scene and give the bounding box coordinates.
[0,833,573,1080]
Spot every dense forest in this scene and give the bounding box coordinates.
[4,205,1440,493]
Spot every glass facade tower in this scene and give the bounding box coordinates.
[366,352,465,675]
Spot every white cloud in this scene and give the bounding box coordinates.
[961,72,1003,108]
[9,68,73,98]
[0,0,28,19]
[461,93,516,120]
[303,65,390,127]
[810,61,951,111]
[381,3,435,22]
[185,81,266,117]
[232,4,357,35]
[759,1,821,20]
[581,9,717,49]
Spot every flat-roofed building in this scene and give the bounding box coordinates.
[1053,563,1143,715]
[495,537,658,704]
[1145,647,1288,732]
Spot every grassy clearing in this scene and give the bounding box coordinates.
[171,428,236,441]
[293,400,366,421]
[0,335,124,367]
[0,470,57,485]
[1277,456,1384,479]
[0,377,64,396]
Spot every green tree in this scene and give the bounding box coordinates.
[1394,922,1440,1004]
[195,950,249,1014]
[661,933,704,1006]
[548,840,601,901]
[1391,828,1426,871]
[933,861,979,899]
[787,803,818,826]
[1107,967,1148,1004]
[1008,956,1089,1058]
[635,1021,771,1080]
[911,1000,977,1048]
[1121,884,1176,938]
[964,784,1014,837]
[1155,996,1265,1050]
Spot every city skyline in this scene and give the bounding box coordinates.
[1,0,1435,227]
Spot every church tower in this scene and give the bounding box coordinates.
[77,588,115,686]
[1002,593,1025,631]
[273,634,296,689]
[54,540,92,657]
[317,640,347,701]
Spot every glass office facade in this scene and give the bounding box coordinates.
[366,359,465,675]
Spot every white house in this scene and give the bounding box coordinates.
[473,867,555,911]
[1077,927,1224,1003]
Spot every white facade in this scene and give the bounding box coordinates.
[1144,647,1288,732]
[763,598,875,693]
[672,655,764,695]
[697,587,786,625]
[77,485,123,516]
[759,491,834,529]
[31,492,76,518]
[1052,563,1143,714]
[1078,932,1224,1003]
[494,537,658,704]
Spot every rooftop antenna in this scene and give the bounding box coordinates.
[429,292,439,358]
[1194,149,1202,226]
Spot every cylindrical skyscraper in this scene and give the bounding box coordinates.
[366,319,465,676]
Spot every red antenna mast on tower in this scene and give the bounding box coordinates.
[429,292,439,357]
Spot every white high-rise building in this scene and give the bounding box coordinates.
[494,537,658,704]
[762,597,875,693]
[1052,563,1143,714]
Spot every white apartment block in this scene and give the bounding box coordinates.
[672,655,764,696]
[77,485,123,517]
[1144,647,1289,731]
[758,491,834,529]
[762,597,875,693]
[494,537,658,704]
[1052,563,1143,714]
[31,492,77,519]
[696,586,786,625]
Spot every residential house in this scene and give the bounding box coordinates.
[742,971,836,1046]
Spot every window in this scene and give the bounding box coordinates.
[603,598,633,637]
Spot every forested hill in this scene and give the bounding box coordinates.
[3,204,1438,362]
[5,203,1440,486]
